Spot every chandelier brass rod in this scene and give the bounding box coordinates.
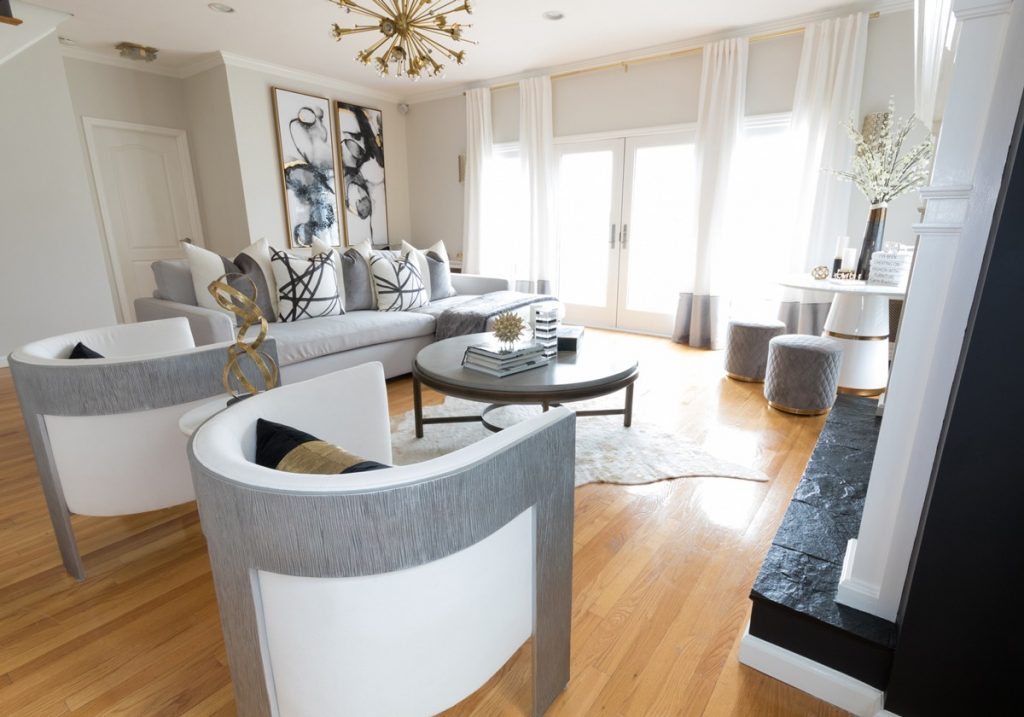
[479,11,880,94]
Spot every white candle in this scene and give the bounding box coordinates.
[841,247,858,271]
[834,236,849,258]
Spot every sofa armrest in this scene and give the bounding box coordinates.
[134,297,234,346]
[450,273,511,295]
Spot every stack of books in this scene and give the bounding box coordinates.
[533,305,561,359]
[462,341,550,377]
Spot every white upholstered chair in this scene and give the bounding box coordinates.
[188,362,576,716]
[8,318,276,580]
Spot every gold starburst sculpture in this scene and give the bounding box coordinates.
[492,312,527,350]
[328,0,475,80]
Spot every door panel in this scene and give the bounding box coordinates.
[85,120,204,321]
[617,134,697,334]
[555,139,624,328]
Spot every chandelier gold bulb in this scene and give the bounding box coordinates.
[328,0,475,80]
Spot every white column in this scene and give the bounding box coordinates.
[836,0,1021,620]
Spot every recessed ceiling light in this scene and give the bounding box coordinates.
[208,3,235,13]
[543,10,565,21]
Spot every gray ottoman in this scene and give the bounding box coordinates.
[725,319,787,382]
[764,335,843,415]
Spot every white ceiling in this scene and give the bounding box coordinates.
[41,0,878,100]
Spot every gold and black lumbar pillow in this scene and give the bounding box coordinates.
[254,419,389,475]
[68,342,104,359]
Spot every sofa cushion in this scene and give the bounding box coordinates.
[264,310,436,366]
[152,259,198,305]
[271,249,343,322]
[341,249,376,311]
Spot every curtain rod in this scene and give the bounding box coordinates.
[472,10,880,94]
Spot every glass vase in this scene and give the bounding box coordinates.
[855,203,888,281]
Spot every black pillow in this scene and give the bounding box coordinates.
[68,342,104,359]
[255,418,389,474]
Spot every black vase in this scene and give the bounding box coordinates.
[855,204,887,280]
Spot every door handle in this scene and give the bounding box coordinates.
[609,224,617,249]
[620,224,629,249]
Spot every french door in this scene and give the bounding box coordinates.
[555,132,697,335]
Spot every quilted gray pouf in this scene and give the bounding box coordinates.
[725,319,787,382]
[764,335,843,415]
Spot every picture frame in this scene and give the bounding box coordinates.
[272,87,342,248]
[336,101,390,249]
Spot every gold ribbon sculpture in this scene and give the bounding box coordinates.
[208,274,279,402]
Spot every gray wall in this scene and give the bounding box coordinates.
[0,36,117,361]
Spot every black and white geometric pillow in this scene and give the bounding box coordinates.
[368,251,428,312]
[270,249,343,322]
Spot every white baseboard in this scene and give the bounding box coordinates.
[738,626,884,717]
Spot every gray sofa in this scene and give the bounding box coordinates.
[135,259,512,383]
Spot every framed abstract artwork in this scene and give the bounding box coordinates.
[336,101,389,249]
[272,88,342,248]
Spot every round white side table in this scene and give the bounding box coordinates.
[780,276,906,396]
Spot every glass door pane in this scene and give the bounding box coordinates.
[617,134,697,335]
[555,139,623,328]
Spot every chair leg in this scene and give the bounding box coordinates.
[25,414,85,580]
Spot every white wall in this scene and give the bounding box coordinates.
[224,63,412,253]
[0,35,117,359]
[183,65,250,258]
[405,10,920,258]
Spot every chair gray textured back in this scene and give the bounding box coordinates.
[189,406,577,716]
[8,322,277,580]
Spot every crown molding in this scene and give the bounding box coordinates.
[401,0,915,105]
[59,45,185,77]
[952,0,1013,20]
[216,51,403,104]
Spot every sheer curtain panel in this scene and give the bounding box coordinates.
[781,13,869,334]
[463,87,494,275]
[673,38,749,349]
[914,0,955,131]
[516,76,558,294]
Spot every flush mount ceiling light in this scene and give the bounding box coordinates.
[208,3,235,12]
[328,0,475,80]
[542,10,564,20]
[115,42,158,62]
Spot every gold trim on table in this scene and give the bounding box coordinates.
[837,386,886,397]
[768,401,830,416]
[825,330,890,342]
[726,371,764,384]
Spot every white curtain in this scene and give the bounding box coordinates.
[515,76,557,294]
[462,87,493,275]
[780,13,869,334]
[914,0,955,131]
[673,38,748,349]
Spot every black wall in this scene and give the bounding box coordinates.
[884,99,1024,714]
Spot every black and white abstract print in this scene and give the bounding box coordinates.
[337,102,389,249]
[273,88,341,248]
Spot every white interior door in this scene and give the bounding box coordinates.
[555,139,624,328]
[555,131,696,335]
[84,118,205,321]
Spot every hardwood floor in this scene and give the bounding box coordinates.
[0,331,850,716]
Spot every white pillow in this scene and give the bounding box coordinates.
[368,251,427,312]
[311,238,347,312]
[402,240,456,303]
[270,249,343,322]
[181,238,278,318]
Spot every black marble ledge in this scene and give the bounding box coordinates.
[750,395,895,649]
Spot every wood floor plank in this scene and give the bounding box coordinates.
[0,332,849,715]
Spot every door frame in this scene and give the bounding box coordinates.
[82,117,205,322]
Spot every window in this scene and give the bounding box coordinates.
[721,114,800,316]
[479,144,526,279]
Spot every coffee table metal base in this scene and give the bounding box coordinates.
[412,373,636,438]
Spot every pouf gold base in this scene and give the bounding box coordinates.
[768,401,830,417]
[837,386,885,397]
[726,371,764,384]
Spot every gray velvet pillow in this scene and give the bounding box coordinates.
[341,248,375,311]
[426,252,455,300]
[152,259,198,306]
[232,252,277,324]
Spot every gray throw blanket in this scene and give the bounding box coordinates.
[435,291,557,340]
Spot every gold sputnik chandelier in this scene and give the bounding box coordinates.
[328,0,475,80]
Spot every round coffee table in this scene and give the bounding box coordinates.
[411,333,639,437]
